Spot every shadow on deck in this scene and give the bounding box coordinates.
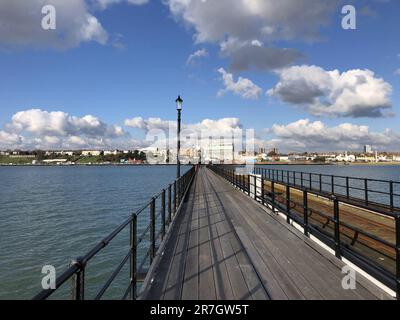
[139,167,392,300]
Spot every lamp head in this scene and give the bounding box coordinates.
[175,95,183,110]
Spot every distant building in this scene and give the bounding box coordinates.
[205,140,234,163]
[42,159,68,164]
[364,145,373,154]
[335,152,356,162]
[82,150,102,157]
[104,150,121,156]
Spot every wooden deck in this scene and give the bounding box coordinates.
[140,167,392,300]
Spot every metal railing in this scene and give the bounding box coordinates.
[208,165,400,299]
[252,167,400,213]
[33,166,196,300]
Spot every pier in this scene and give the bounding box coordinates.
[139,166,394,300]
[34,165,399,300]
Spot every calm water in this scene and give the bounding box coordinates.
[0,164,399,299]
[0,165,188,300]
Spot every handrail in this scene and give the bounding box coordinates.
[33,165,197,300]
[208,164,400,300]
[251,167,400,213]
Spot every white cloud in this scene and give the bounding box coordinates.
[269,119,400,152]
[395,68,400,76]
[0,0,149,49]
[166,0,331,70]
[125,117,172,131]
[220,37,302,72]
[166,0,339,44]
[0,0,108,49]
[217,68,262,99]
[0,109,130,150]
[268,65,393,118]
[0,131,22,146]
[186,48,209,65]
[125,116,242,136]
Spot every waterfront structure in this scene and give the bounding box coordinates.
[335,152,356,162]
[42,159,68,164]
[104,150,122,156]
[364,145,373,154]
[204,139,235,163]
[81,150,102,156]
[33,165,400,300]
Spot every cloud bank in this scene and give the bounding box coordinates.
[268,65,393,118]
[0,109,132,150]
[268,119,400,152]
[165,0,339,71]
[0,0,148,49]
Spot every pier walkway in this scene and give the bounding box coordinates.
[140,167,391,300]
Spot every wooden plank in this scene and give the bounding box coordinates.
[234,190,378,300]
[198,171,217,300]
[141,167,392,301]
[180,181,200,300]
[203,192,236,298]
[143,188,193,299]
[161,173,199,300]
[203,169,270,300]
[209,169,391,300]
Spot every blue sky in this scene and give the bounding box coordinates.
[0,0,399,152]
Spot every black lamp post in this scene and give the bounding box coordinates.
[176,95,183,179]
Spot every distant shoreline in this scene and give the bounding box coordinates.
[1,162,400,167]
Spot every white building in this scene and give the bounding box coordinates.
[82,150,102,157]
[364,145,373,154]
[204,140,234,163]
[335,152,356,162]
[42,159,68,164]
[104,150,121,156]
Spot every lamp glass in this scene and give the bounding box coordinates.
[176,96,183,110]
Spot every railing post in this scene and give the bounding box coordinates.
[248,175,251,196]
[332,196,341,259]
[161,189,166,239]
[253,175,257,200]
[286,185,291,224]
[301,172,304,188]
[303,190,309,236]
[71,257,85,300]
[271,181,276,213]
[173,181,177,215]
[331,175,335,194]
[130,214,137,300]
[261,176,265,206]
[395,213,400,300]
[365,179,369,206]
[390,181,394,212]
[346,177,350,199]
[150,197,156,263]
[309,173,312,190]
[168,184,172,225]
[319,174,322,192]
